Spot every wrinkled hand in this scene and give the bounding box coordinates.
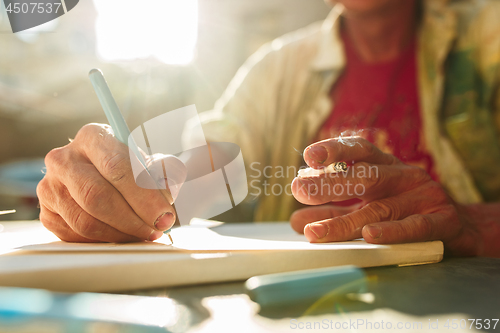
[37,124,187,243]
[290,137,481,256]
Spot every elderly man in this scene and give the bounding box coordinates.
[37,0,500,257]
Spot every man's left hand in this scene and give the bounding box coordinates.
[290,137,481,256]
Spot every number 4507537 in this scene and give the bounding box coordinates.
[5,2,63,14]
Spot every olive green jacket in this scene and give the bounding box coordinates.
[198,0,500,221]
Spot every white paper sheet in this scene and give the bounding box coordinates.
[0,220,444,292]
[13,220,407,253]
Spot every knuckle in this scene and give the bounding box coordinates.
[365,141,377,155]
[357,136,370,146]
[39,206,88,243]
[425,181,450,205]
[368,169,382,187]
[101,152,130,183]
[36,178,48,201]
[75,123,113,146]
[44,147,67,171]
[79,123,97,135]
[440,204,461,229]
[36,178,62,211]
[359,139,380,159]
[356,163,380,188]
[411,215,433,239]
[75,125,92,142]
[78,123,105,137]
[410,166,432,184]
[395,165,431,191]
[364,200,398,221]
[332,215,356,236]
[72,210,101,239]
[80,178,111,210]
[39,210,54,230]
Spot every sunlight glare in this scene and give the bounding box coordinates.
[93,0,198,65]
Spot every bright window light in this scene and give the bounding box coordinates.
[93,0,198,65]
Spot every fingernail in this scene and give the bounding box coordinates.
[149,230,164,242]
[308,223,329,239]
[307,146,328,164]
[155,212,175,231]
[366,225,382,239]
[299,179,318,195]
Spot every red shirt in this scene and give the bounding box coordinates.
[317,29,436,180]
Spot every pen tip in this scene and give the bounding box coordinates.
[168,233,173,245]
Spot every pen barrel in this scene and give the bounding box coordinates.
[89,69,148,169]
[89,69,131,145]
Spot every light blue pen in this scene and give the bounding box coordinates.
[88,69,173,243]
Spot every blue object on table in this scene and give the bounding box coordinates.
[245,265,367,307]
[0,287,173,332]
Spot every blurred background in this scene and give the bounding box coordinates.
[0,0,330,220]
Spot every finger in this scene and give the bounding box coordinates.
[362,210,478,256]
[40,204,96,243]
[67,170,165,241]
[74,124,178,231]
[39,177,146,242]
[303,185,443,242]
[53,190,149,243]
[290,204,362,234]
[41,160,163,241]
[361,208,458,245]
[292,162,431,205]
[304,136,400,168]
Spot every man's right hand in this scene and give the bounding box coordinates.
[36,123,187,243]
